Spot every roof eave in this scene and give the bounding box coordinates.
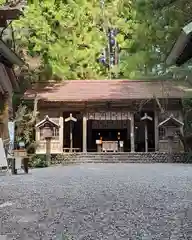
[166,31,189,66]
[5,66,19,91]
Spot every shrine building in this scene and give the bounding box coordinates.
[24,80,189,154]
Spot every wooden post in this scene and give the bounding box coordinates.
[130,112,135,152]
[65,113,77,152]
[144,121,148,152]
[141,113,153,152]
[168,137,173,154]
[45,138,51,165]
[69,121,73,152]
[59,116,64,152]
[154,110,159,151]
[83,116,87,152]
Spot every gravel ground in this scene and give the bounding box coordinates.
[0,163,192,240]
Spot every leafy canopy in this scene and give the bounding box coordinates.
[2,0,192,81]
[14,0,110,80]
[119,0,192,79]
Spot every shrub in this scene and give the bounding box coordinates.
[30,154,48,168]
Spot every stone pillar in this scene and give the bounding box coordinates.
[59,115,64,152]
[83,115,87,152]
[154,111,159,151]
[130,112,135,152]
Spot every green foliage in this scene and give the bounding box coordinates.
[182,98,192,132]
[0,0,5,6]
[30,154,48,168]
[111,0,192,79]
[59,232,73,240]
[14,104,38,153]
[11,0,192,81]
[13,0,110,80]
[11,0,146,80]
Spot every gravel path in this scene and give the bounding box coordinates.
[0,163,192,239]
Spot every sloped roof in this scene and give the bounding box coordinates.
[158,114,184,127]
[24,80,189,102]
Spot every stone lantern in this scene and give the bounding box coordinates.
[42,123,53,139]
[36,115,59,165]
[158,114,184,154]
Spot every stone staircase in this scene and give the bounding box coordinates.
[54,152,189,164]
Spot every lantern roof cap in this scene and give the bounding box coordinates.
[35,115,60,128]
[158,114,184,128]
[141,112,153,121]
[65,113,77,122]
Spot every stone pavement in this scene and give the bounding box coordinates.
[0,164,192,239]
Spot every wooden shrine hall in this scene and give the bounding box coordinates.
[24,80,189,154]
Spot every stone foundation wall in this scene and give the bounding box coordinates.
[50,152,192,164]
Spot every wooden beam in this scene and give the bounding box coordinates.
[0,8,22,21]
[0,63,12,95]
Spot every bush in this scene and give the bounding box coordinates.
[30,154,48,168]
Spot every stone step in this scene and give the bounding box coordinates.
[54,152,189,164]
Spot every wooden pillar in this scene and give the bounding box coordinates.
[87,119,92,151]
[154,110,159,151]
[130,112,135,152]
[59,115,64,152]
[83,115,87,152]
